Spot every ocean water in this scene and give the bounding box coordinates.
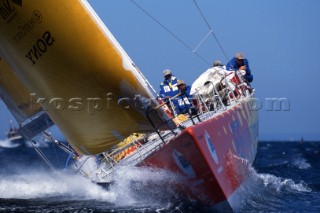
[0,141,319,212]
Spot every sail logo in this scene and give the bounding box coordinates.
[14,10,42,42]
[205,131,219,165]
[0,0,19,22]
[25,31,55,65]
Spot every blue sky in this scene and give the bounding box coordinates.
[1,0,320,141]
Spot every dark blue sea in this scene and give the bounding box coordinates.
[0,141,319,212]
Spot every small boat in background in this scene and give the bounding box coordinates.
[1,121,24,148]
[6,121,25,147]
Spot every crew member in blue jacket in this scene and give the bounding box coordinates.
[159,69,179,99]
[226,52,253,83]
[175,80,196,115]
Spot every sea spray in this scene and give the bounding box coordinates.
[0,170,115,201]
[237,162,312,211]
[0,164,183,209]
[107,165,181,207]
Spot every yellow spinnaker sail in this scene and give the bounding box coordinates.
[0,0,165,154]
[0,57,42,123]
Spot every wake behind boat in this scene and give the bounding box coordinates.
[0,1,258,211]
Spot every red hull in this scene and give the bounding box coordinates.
[140,97,259,210]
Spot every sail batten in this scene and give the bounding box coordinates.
[0,0,167,154]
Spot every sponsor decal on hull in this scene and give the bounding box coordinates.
[173,149,195,179]
[205,130,219,164]
[205,130,223,173]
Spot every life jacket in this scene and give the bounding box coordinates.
[159,75,179,98]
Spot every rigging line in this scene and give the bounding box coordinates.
[31,140,55,170]
[192,0,229,61]
[130,0,210,66]
[193,29,213,53]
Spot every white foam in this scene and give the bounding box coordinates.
[0,139,20,148]
[292,157,311,170]
[259,173,310,192]
[243,165,312,193]
[108,165,180,206]
[0,165,180,208]
[0,170,116,201]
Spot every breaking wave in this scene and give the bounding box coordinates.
[255,172,311,192]
[238,165,312,211]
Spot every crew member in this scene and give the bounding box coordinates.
[226,52,253,83]
[175,80,196,115]
[159,69,179,99]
